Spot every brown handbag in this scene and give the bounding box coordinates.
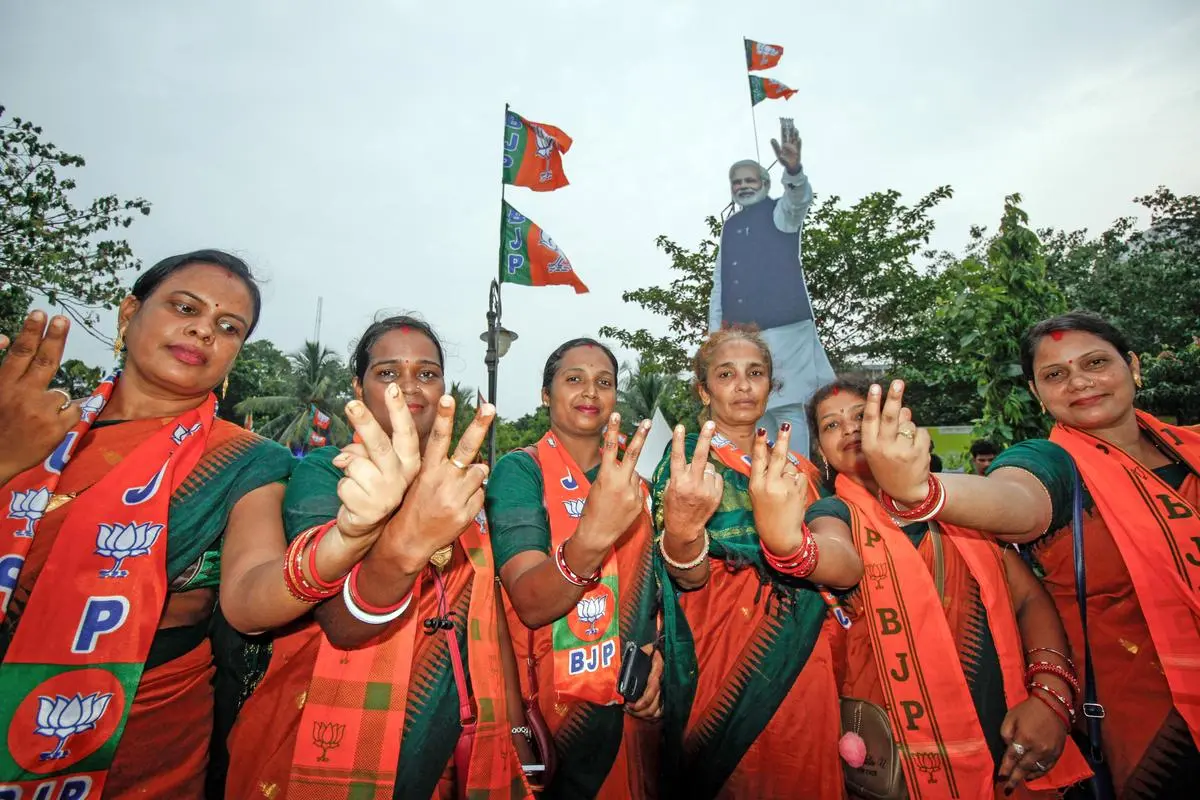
[494,578,557,790]
[841,524,947,800]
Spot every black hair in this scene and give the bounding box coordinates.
[969,439,999,457]
[805,374,876,459]
[1020,311,1132,381]
[352,315,444,383]
[130,249,262,335]
[541,338,619,393]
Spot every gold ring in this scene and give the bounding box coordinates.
[898,427,916,440]
[450,457,468,470]
[50,388,72,412]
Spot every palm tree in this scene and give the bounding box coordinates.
[448,381,477,448]
[236,340,353,451]
[618,361,676,427]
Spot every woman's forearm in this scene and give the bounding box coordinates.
[807,518,864,589]
[923,471,1054,543]
[502,550,591,629]
[312,535,426,649]
[662,524,711,590]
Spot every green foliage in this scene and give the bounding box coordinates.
[50,358,103,398]
[494,406,550,454]
[0,106,151,337]
[0,285,31,338]
[934,194,1066,445]
[1139,343,1200,424]
[448,381,478,450]
[219,340,292,423]
[235,340,353,450]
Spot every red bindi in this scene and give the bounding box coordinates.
[398,325,411,333]
[831,387,840,395]
[1049,331,1064,341]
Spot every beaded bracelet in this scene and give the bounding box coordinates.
[660,530,710,571]
[879,475,946,522]
[1030,690,1072,732]
[1025,647,1077,673]
[1026,661,1081,700]
[343,564,412,625]
[762,526,820,579]
[555,539,601,587]
[1029,680,1077,723]
[283,525,342,603]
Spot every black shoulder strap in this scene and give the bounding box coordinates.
[1071,461,1106,761]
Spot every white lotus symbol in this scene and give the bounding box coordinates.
[576,595,607,637]
[563,499,586,519]
[94,522,162,578]
[34,691,112,761]
[171,422,202,445]
[79,395,105,423]
[8,488,50,537]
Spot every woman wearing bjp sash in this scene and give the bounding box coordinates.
[227,315,530,799]
[651,327,863,799]
[861,312,1200,799]
[484,338,661,800]
[806,375,1090,799]
[0,251,395,799]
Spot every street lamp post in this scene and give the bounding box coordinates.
[481,278,517,467]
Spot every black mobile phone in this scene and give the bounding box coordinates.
[617,641,653,702]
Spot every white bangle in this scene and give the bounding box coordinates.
[659,529,710,571]
[342,574,412,625]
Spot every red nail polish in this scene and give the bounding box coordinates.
[781,422,791,433]
[756,427,767,437]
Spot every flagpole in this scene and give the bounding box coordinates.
[744,38,761,163]
[485,103,511,467]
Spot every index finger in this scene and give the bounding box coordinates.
[619,418,652,478]
[423,395,456,462]
[690,421,716,478]
[382,383,420,465]
[669,425,688,476]
[878,380,906,440]
[767,423,792,476]
[0,311,48,384]
[860,384,883,447]
[22,315,70,387]
[599,413,622,471]
[450,403,496,467]
[345,400,394,467]
[749,426,769,484]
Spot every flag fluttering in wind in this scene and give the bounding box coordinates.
[748,76,797,106]
[499,201,588,294]
[502,110,573,192]
[311,406,331,430]
[308,431,328,447]
[744,38,784,71]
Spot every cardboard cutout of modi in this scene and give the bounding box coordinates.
[707,117,835,456]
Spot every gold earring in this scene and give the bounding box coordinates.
[822,460,831,481]
[222,375,230,398]
[1039,400,1046,414]
[1134,373,1143,390]
[113,326,126,357]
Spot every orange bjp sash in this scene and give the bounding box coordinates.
[537,432,632,707]
[1050,411,1200,749]
[286,513,529,799]
[837,476,1092,799]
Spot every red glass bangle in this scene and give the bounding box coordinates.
[555,540,601,587]
[762,526,820,579]
[303,521,344,592]
[283,527,331,603]
[1030,689,1072,731]
[1026,661,1081,700]
[346,562,411,615]
[879,475,945,522]
[1029,681,1076,723]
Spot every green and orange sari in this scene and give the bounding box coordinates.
[651,432,846,800]
[226,447,529,800]
[0,374,293,799]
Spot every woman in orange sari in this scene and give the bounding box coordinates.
[0,251,395,799]
[807,375,1090,799]
[861,312,1200,799]
[651,327,863,799]
[484,338,660,800]
[227,315,529,799]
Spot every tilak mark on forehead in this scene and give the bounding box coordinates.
[1049,331,1064,341]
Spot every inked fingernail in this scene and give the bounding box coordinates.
[756,427,767,438]
[781,422,792,433]
[386,383,399,398]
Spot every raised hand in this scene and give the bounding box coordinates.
[770,117,802,174]
[375,394,495,567]
[859,380,932,506]
[0,312,83,484]
[575,414,652,551]
[662,421,723,541]
[329,383,422,540]
[749,423,809,554]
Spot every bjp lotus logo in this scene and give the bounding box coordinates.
[576,595,607,638]
[171,422,202,445]
[914,752,942,784]
[78,394,105,423]
[312,721,346,762]
[94,522,162,578]
[34,692,113,761]
[562,499,586,519]
[8,488,50,537]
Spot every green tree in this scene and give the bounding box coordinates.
[935,194,1066,446]
[219,339,292,423]
[616,361,675,426]
[50,358,103,398]
[1138,343,1200,424]
[600,186,953,374]
[236,340,353,450]
[1,106,151,338]
[448,381,478,450]
[493,406,551,454]
[0,285,31,337]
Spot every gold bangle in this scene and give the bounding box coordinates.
[659,530,710,571]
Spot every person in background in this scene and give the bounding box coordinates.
[969,439,1000,475]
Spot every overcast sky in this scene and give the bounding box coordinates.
[4,0,1198,416]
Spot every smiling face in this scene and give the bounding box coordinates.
[729,165,766,205]
[118,262,254,398]
[698,339,772,428]
[542,345,617,438]
[815,389,872,480]
[1029,329,1139,431]
[353,327,444,440]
